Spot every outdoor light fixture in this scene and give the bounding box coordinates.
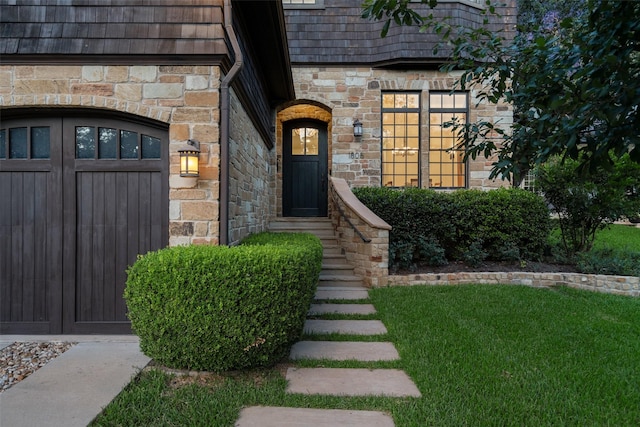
[353,119,363,138]
[178,139,201,177]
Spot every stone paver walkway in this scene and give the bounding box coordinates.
[308,303,376,315]
[286,367,421,397]
[236,285,421,426]
[235,406,395,427]
[304,319,388,335]
[315,287,369,300]
[290,341,399,361]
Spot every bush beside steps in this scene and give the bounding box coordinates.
[124,232,323,372]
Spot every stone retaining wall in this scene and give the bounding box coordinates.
[329,177,391,287]
[387,272,640,297]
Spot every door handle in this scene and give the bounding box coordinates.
[321,173,326,192]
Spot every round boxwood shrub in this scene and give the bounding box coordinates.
[124,232,322,372]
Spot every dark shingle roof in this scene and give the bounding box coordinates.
[284,0,516,67]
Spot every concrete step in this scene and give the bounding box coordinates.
[290,341,399,361]
[304,319,387,335]
[286,368,422,397]
[308,303,376,315]
[315,288,368,300]
[235,406,395,427]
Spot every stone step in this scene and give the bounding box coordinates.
[322,262,353,270]
[315,288,368,300]
[286,368,421,397]
[323,253,347,260]
[318,281,365,288]
[320,273,363,281]
[319,276,364,288]
[304,319,387,335]
[308,303,376,315]
[321,245,343,256]
[235,406,394,427]
[290,341,399,361]
[269,217,332,226]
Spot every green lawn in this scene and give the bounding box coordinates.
[594,223,640,251]
[92,285,640,426]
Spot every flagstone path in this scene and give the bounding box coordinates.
[234,286,421,426]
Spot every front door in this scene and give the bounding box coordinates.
[283,120,328,217]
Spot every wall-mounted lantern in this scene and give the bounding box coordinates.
[353,119,363,138]
[178,139,201,177]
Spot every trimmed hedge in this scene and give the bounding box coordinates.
[124,232,322,372]
[353,187,551,270]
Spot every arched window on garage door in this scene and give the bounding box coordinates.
[0,111,169,334]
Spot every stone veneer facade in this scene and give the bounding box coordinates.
[277,66,511,199]
[228,88,275,246]
[0,64,225,247]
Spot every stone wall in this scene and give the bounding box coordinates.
[388,272,640,297]
[0,64,222,247]
[227,88,274,246]
[329,177,391,288]
[290,66,511,191]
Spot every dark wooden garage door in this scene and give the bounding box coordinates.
[0,113,168,334]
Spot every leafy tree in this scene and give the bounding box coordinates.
[362,0,640,186]
[536,154,640,256]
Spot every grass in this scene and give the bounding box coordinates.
[593,223,640,251]
[92,285,640,426]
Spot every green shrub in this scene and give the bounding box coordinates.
[353,187,550,269]
[576,248,640,277]
[354,187,455,269]
[449,188,550,262]
[461,239,488,267]
[124,232,322,372]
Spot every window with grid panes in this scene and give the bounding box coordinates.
[381,92,420,188]
[429,92,468,188]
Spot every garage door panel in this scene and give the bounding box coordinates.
[1,170,60,332]
[74,170,164,324]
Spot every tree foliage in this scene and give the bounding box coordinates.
[362,0,640,185]
[536,154,640,256]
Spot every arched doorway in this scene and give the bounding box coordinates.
[282,119,328,217]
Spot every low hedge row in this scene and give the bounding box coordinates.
[124,232,323,372]
[353,187,551,270]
